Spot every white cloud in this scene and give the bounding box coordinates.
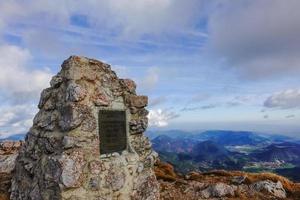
[0,0,203,39]
[263,114,269,119]
[0,0,207,63]
[102,0,202,38]
[264,89,300,109]
[191,94,211,102]
[0,104,36,138]
[0,45,52,138]
[286,114,295,119]
[207,0,300,79]
[138,67,160,91]
[148,109,179,127]
[149,96,167,107]
[0,45,52,103]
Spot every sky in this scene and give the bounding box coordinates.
[0,0,300,138]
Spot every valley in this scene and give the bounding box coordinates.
[147,130,300,182]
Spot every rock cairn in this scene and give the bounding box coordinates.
[10,56,159,200]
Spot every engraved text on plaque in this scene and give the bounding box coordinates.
[99,110,127,154]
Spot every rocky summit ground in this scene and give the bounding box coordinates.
[155,160,300,200]
[1,140,300,200]
[0,141,23,200]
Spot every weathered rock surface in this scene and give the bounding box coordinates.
[251,180,287,198]
[0,141,23,200]
[200,183,237,198]
[9,56,159,200]
[156,161,300,200]
[231,175,246,185]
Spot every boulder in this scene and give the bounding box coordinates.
[200,183,237,198]
[251,180,286,198]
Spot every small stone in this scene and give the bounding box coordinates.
[129,118,148,134]
[66,82,87,102]
[100,154,107,159]
[38,88,52,109]
[112,152,120,157]
[126,154,139,163]
[59,151,85,188]
[129,107,139,114]
[137,108,149,117]
[58,103,86,131]
[50,74,63,88]
[33,111,57,131]
[137,163,144,173]
[61,57,83,80]
[92,88,110,106]
[62,136,76,149]
[127,95,148,108]
[88,177,100,191]
[144,151,158,168]
[43,95,56,111]
[120,79,136,94]
[24,163,34,173]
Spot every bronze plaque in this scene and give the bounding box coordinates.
[99,110,127,154]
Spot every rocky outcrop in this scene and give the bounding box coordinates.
[9,56,159,200]
[251,180,287,198]
[0,141,23,200]
[200,183,237,198]
[156,161,300,200]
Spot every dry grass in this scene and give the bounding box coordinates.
[187,169,300,199]
[154,161,178,181]
[0,194,9,200]
[155,161,300,199]
[195,170,300,193]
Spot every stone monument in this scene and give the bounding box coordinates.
[11,56,160,200]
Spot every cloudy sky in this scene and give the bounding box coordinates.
[0,0,300,138]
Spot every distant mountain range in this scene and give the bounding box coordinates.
[0,134,25,141]
[152,135,196,153]
[147,129,298,144]
[2,130,300,182]
[250,142,300,164]
[147,130,300,182]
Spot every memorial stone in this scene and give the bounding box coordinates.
[11,56,159,200]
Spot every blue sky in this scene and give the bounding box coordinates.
[0,0,300,138]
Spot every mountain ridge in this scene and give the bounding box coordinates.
[149,129,300,182]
